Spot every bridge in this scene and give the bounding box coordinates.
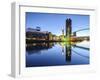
[72,28,89,36]
[70,28,89,41]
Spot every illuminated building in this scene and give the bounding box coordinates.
[26,27,50,41]
[66,18,72,40]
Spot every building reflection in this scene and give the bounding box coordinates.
[65,42,71,63]
[27,39,73,63]
[60,42,72,63]
[26,42,54,54]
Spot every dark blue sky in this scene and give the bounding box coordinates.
[26,12,89,36]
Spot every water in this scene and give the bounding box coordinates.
[26,41,89,67]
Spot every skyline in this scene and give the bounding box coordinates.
[26,12,89,36]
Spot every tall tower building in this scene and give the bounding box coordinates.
[62,26,64,36]
[66,18,72,39]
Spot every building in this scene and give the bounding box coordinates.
[66,18,72,39]
[26,27,50,41]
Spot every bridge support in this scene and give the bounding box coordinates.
[73,32,76,36]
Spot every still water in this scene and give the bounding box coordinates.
[26,41,89,67]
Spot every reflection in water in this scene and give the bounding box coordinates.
[65,42,71,63]
[59,42,72,63]
[26,42,54,54]
[26,41,89,67]
[26,42,72,62]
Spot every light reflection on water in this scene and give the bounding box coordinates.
[26,41,89,67]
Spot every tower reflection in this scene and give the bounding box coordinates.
[59,42,72,63]
[65,42,71,63]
